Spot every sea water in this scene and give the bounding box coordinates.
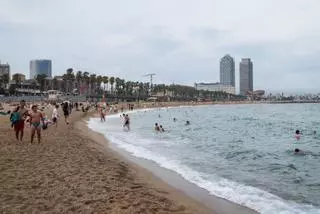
[88,104,320,214]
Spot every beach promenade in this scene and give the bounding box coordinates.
[0,105,213,214]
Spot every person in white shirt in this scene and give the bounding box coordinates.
[52,104,59,127]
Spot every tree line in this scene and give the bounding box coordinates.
[9,68,245,101]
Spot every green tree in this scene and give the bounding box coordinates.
[96,75,103,95]
[102,76,109,92]
[36,74,47,92]
[83,71,90,94]
[89,74,97,95]
[109,77,115,95]
[76,71,83,94]
[63,68,75,93]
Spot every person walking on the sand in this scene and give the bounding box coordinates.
[62,101,70,124]
[52,104,59,127]
[29,105,44,144]
[14,100,29,142]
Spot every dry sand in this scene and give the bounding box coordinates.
[0,106,214,213]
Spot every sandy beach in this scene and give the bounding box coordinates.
[0,102,259,213]
[0,103,214,214]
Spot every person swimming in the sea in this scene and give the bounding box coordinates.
[295,130,301,140]
[160,125,165,132]
[185,121,190,125]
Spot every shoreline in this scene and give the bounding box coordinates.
[80,111,258,214]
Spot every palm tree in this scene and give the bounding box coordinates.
[36,74,47,92]
[96,75,103,95]
[89,74,97,95]
[109,77,115,95]
[76,71,83,94]
[63,68,75,93]
[53,77,58,90]
[102,76,108,92]
[83,71,90,95]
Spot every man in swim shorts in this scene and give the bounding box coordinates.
[29,105,44,144]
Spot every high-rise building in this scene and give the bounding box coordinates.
[30,59,52,79]
[220,54,235,86]
[0,62,10,88]
[239,58,253,96]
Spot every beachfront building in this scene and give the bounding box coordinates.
[0,62,10,89]
[194,82,236,94]
[12,73,26,83]
[30,59,52,79]
[8,79,41,95]
[239,58,253,96]
[220,54,235,87]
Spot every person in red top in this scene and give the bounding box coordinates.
[14,100,29,142]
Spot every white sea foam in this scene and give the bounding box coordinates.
[88,110,320,214]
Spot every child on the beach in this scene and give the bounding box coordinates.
[29,105,44,144]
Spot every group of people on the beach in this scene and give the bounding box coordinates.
[8,99,76,144]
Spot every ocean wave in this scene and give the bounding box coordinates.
[88,115,320,214]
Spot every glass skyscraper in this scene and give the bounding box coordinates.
[220,54,235,87]
[239,58,253,96]
[30,60,52,79]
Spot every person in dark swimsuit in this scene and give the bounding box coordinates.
[63,101,70,124]
[123,114,130,131]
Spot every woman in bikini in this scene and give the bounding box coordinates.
[29,105,44,144]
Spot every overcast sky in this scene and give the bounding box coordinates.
[1,0,320,92]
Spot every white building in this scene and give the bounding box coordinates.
[194,83,236,94]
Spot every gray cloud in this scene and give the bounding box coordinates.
[1,0,320,92]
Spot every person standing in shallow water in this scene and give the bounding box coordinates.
[14,100,29,142]
[154,123,160,132]
[295,130,301,140]
[123,114,130,131]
